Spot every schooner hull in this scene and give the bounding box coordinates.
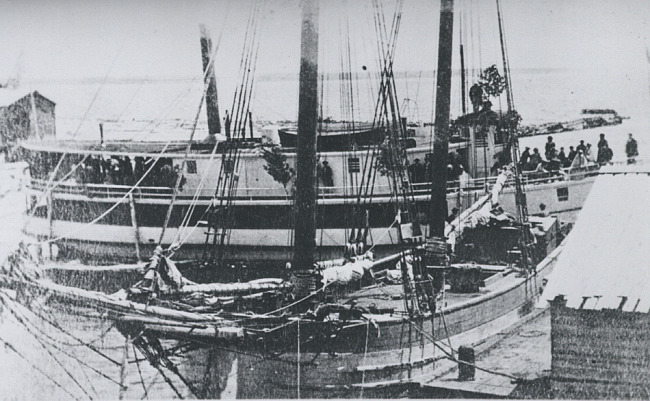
[181,245,562,399]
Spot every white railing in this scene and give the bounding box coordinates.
[28,164,602,202]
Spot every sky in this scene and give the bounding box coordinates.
[0,0,648,133]
[0,0,648,83]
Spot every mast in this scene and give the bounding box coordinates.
[292,0,319,270]
[200,24,222,136]
[496,0,533,270]
[428,0,454,239]
[460,44,467,115]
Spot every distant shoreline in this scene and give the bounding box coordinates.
[21,67,579,86]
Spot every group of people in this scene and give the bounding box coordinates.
[76,155,184,189]
[519,132,626,174]
[407,158,426,183]
[406,151,467,185]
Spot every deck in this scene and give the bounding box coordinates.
[417,306,551,398]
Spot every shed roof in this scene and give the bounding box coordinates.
[0,89,55,107]
[541,165,650,313]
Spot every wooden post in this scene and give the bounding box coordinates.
[128,193,142,262]
[119,335,130,399]
[29,92,41,139]
[458,345,475,381]
[46,192,54,259]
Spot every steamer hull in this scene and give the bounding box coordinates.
[23,166,593,264]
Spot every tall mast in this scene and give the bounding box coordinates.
[460,44,467,115]
[200,24,222,136]
[428,0,454,238]
[292,0,319,270]
[496,0,533,270]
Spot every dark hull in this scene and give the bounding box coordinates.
[278,126,384,151]
[174,247,561,399]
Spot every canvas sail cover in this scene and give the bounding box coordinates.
[541,168,650,313]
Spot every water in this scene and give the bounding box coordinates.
[32,67,650,142]
[1,68,650,398]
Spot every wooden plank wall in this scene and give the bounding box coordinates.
[550,298,650,398]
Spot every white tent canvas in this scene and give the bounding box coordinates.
[541,167,650,313]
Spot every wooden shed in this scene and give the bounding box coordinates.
[0,90,56,160]
[541,167,650,399]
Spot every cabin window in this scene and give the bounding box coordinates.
[348,157,360,173]
[186,160,197,174]
[557,187,569,201]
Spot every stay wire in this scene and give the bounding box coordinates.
[15,297,122,366]
[404,316,524,382]
[22,30,132,228]
[0,296,123,385]
[7,304,95,399]
[37,139,175,245]
[0,334,83,401]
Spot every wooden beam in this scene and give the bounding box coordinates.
[128,193,142,262]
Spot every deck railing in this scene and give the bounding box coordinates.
[26,164,606,202]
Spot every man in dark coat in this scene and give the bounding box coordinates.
[322,161,334,187]
[597,143,613,165]
[544,136,556,160]
[558,147,568,167]
[576,140,586,153]
[529,148,543,166]
[411,158,425,183]
[567,146,577,163]
[597,133,608,150]
[520,147,531,167]
[626,133,639,164]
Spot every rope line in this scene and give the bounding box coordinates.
[0,334,83,401]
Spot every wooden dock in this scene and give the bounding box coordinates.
[417,307,552,398]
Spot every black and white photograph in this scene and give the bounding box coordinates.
[0,0,648,399]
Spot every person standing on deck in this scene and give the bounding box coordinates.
[567,146,577,163]
[626,133,639,164]
[520,147,531,167]
[544,136,556,160]
[584,143,595,163]
[597,143,613,165]
[424,154,433,183]
[529,148,542,168]
[558,147,568,167]
[321,161,334,188]
[316,157,323,186]
[576,140,586,153]
[409,158,425,183]
[597,133,608,150]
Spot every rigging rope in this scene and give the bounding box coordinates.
[0,335,83,401]
[36,140,174,245]
[157,92,208,245]
[1,293,121,365]
[404,316,525,382]
[23,3,233,238]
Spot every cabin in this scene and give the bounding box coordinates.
[541,167,650,399]
[0,90,56,161]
